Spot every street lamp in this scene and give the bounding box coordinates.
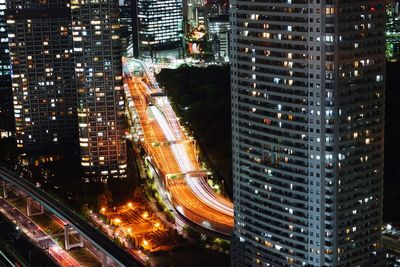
[142,239,149,249]
[142,211,149,219]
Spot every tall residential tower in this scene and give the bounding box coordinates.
[6,0,127,179]
[6,0,77,151]
[230,0,385,266]
[71,0,127,180]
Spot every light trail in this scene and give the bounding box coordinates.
[149,102,233,215]
[49,246,81,267]
[0,250,15,267]
[185,176,233,215]
[155,97,183,140]
[134,59,160,92]
[0,197,81,267]
[140,80,153,95]
[124,58,233,235]
[149,106,194,175]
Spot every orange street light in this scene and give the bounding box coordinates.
[143,239,149,248]
[127,202,133,208]
[114,218,122,224]
[142,211,149,219]
[101,207,106,213]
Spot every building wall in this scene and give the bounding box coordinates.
[120,0,141,57]
[6,0,77,152]
[208,15,229,61]
[6,0,127,179]
[230,0,385,265]
[71,0,127,180]
[138,0,183,59]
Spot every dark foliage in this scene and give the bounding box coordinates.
[156,64,233,196]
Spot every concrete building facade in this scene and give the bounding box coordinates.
[230,0,385,265]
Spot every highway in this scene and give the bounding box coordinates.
[0,167,143,267]
[0,211,59,267]
[123,58,233,236]
[0,197,80,266]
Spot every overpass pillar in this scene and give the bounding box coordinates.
[64,224,84,250]
[26,197,44,216]
[2,181,8,199]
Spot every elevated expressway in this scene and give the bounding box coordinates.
[123,58,234,236]
[0,167,143,267]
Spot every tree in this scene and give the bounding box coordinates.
[156,64,233,197]
[104,188,113,204]
[80,203,90,216]
[97,188,113,209]
[97,193,108,209]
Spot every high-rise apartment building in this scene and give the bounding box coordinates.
[230,0,385,266]
[6,0,127,179]
[121,0,140,58]
[71,0,127,180]
[0,0,13,137]
[137,0,183,59]
[208,14,229,61]
[119,0,136,56]
[6,0,77,151]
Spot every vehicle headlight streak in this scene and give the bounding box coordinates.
[156,97,182,140]
[140,80,153,95]
[149,105,233,215]
[126,58,233,222]
[149,106,192,172]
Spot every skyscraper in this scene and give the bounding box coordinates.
[119,0,134,56]
[208,14,229,61]
[230,0,385,266]
[6,0,77,151]
[6,0,127,179]
[137,0,183,59]
[128,0,140,58]
[71,0,127,180]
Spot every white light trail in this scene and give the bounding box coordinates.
[126,58,233,220]
[140,80,153,95]
[149,105,233,215]
[186,176,233,215]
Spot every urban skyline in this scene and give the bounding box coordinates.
[0,0,397,266]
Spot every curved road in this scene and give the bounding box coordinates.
[123,58,234,236]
